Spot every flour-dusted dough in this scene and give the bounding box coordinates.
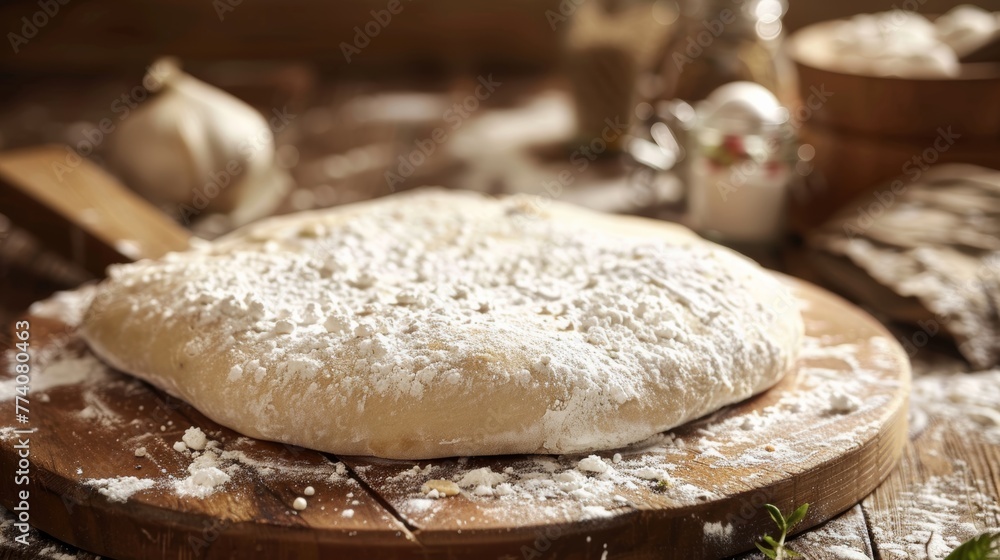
[82,189,803,459]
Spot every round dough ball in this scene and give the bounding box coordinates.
[82,189,803,459]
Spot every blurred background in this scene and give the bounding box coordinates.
[1,0,999,367]
[0,0,997,72]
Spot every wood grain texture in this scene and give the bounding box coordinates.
[0,146,191,277]
[861,368,1000,559]
[0,277,909,559]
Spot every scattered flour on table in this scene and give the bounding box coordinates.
[85,476,156,503]
[0,352,111,402]
[327,462,350,482]
[182,427,208,450]
[912,369,1000,444]
[76,387,123,428]
[749,505,872,559]
[37,549,82,560]
[863,369,1000,559]
[392,451,706,521]
[702,520,733,543]
[81,430,355,504]
[0,296,122,426]
[825,549,871,560]
[173,443,232,498]
[0,287,119,429]
[870,468,1000,559]
[27,286,97,326]
[655,335,898,472]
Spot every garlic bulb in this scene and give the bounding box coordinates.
[107,58,291,226]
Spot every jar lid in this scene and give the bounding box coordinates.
[698,81,789,134]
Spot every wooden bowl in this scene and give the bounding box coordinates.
[789,123,1000,231]
[787,19,1000,140]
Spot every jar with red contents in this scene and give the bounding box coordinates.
[686,81,797,246]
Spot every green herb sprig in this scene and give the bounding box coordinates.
[756,503,809,559]
[945,532,1000,560]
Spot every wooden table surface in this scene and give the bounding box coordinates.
[0,71,997,559]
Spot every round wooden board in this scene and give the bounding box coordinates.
[0,276,910,559]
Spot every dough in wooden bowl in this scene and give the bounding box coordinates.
[81,189,803,459]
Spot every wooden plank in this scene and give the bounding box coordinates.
[863,369,1000,559]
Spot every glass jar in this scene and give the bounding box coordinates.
[653,0,794,103]
[676,81,798,248]
[687,118,795,244]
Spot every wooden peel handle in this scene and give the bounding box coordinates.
[0,145,191,278]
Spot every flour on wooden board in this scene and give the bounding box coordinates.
[2,290,890,508]
[0,280,913,551]
[76,427,357,507]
